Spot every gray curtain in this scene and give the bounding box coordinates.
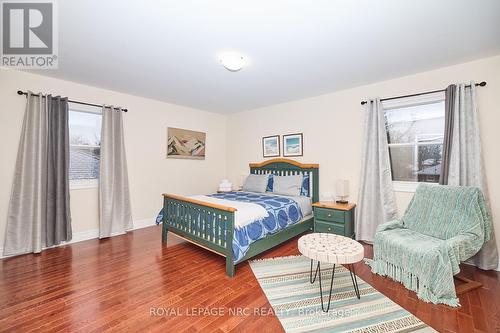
[4,92,71,255]
[99,106,133,238]
[446,82,498,270]
[356,98,398,242]
[439,84,456,185]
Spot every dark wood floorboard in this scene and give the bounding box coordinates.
[1,226,499,332]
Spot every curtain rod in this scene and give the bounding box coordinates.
[17,90,128,112]
[360,81,487,105]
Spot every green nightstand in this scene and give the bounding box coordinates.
[312,202,356,238]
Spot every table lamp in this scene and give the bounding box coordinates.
[218,179,232,192]
[335,179,349,204]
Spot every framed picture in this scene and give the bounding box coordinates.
[167,127,206,160]
[283,133,303,157]
[262,135,280,158]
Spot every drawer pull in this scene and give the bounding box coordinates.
[328,227,331,231]
[327,213,332,217]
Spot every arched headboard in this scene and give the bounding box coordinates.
[249,158,319,203]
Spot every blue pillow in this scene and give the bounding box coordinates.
[301,174,310,197]
[266,173,309,197]
[266,174,274,192]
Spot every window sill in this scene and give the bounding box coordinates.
[70,179,98,190]
[393,181,419,192]
[392,181,438,193]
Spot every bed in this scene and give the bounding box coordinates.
[159,158,319,277]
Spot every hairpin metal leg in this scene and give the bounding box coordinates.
[317,262,336,312]
[310,259,320,283]
[349,264,361,299]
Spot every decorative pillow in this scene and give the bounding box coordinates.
[242,174,269,193]
[266,174,274,192]
[301,174,310,197]
[272,174,304,197]
[267,174,309,197]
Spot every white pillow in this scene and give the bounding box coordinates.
[272,175,303,197]
[242,174,269,193]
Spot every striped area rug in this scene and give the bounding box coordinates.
[250,255,435,333]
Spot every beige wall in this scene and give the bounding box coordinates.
[226,55,500,255]
[0,69,227,249]
[1,55,499,259]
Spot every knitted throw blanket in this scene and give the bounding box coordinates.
[370,184,491,307]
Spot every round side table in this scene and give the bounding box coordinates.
[298,233,364,312]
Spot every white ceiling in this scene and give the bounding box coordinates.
[36,0,500,113]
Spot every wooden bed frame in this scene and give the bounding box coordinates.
[162,158,319,277]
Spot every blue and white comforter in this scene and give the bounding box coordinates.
[156,191,304,262]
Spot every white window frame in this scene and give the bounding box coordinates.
[70,178,99,190]
[383,91,445,193]
[68,103,102,190]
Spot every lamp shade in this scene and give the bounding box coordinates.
[219,179,232,192]
[335,179,349,197]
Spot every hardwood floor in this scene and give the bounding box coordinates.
[1,226,499,332]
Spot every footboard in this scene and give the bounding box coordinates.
[162,194,236,276]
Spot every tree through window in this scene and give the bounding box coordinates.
[384,99,445,183]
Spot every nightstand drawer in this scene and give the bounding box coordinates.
[315,221,344,235]
[314,207,345,223]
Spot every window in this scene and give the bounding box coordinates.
[68,104,102,189]
[383,93,445,191]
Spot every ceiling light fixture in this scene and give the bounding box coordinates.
[219,52,246,72]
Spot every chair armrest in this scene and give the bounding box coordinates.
[445,234,481,260]
[445,233,482,275]
[376,219,404,233]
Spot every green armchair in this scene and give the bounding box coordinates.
[370,184,492,307]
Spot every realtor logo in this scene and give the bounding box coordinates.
[1,0,58,68]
